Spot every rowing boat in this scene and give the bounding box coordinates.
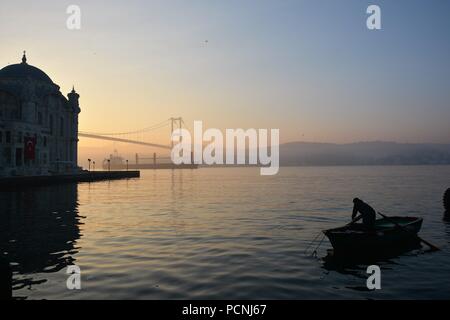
[323,216,423,255]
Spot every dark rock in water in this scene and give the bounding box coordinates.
[0,256,12,300]
[444,213,450,222]
[444,188,450,213]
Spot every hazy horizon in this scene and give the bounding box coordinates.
[1,0,450,162]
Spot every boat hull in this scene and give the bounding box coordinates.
[324,217,423,255]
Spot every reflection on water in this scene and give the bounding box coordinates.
[0,255,11,299]
[321,243,422,292]
[1,166,450,299]
[0,184,82,299]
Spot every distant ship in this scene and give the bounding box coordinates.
[102,150,198,170]
[102,150,126,170]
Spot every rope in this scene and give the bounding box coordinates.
[311,234,326,258]
[304,231,324,256]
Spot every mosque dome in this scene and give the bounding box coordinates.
[0,52,53,84]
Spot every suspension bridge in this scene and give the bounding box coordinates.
[79,117,197,170]
[79,117,184,149]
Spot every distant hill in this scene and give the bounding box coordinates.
[280,141,450,166]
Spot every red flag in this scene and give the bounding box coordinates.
[24,137,36,160]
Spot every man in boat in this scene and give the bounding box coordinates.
[352,198,376,231]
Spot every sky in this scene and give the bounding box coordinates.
[1,0,449,163]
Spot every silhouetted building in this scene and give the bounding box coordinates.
[0,52,80,176]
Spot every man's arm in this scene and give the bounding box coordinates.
[352,205,358,220]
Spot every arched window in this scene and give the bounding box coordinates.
[0,90,21,120]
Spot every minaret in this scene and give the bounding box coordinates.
[68,86,81,170]
[68,86,80,112]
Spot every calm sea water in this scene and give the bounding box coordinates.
[1,166,450,300]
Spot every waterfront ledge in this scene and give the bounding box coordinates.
[0,171,140,189]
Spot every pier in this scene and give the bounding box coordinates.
[124,163,197,170]
[0,171,140,189]
[101,151,198,170]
